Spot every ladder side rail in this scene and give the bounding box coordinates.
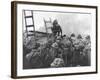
[44,19,48,34]
[44,18,53,40]
[31,10,36,43]
[44,19,50,40]
[24,10,28,38]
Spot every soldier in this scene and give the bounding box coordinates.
[62,37,72,67]
[51,36,64,59]
[51,19,62,36]
[67,33,76,66]
[73,34,85,66]
[81,35,91,66]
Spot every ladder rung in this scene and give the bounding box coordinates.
[26,25,34,27]
[27,34,34,36]
[25,16,33,18]
[45,21,51,23]
[47,27,52,29]
[29,30,34,32]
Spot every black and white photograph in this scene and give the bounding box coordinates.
[23,10,91,69]
[11,1,97,78]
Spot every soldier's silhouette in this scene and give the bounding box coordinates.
[51,20,62,37]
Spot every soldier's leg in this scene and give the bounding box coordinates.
[57,31,60,36]
[53,32,56,36]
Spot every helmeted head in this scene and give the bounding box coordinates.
[53,19,58,25]
[56,36,62,44]
[77,34,82,39]
[70,33,75,37]
[70,33,76,42]
[51,42,59,49]
[85,35,90,40]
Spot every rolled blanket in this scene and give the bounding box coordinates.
[50,58,65,68]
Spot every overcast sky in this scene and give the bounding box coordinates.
[23,10,91,36]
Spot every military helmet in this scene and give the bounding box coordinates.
[70,33,75,37]
[77,34,82,39]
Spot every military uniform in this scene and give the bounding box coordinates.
[52,20,62,36]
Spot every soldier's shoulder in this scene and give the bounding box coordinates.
[56,24,60,27]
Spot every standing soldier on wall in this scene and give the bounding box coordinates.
[51,19,62,37]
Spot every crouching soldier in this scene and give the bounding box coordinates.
[26,49,43,68]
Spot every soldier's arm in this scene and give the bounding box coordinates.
[58,25,62,35]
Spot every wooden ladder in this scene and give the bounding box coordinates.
[23,10,35,38]
[44,18,52,40]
